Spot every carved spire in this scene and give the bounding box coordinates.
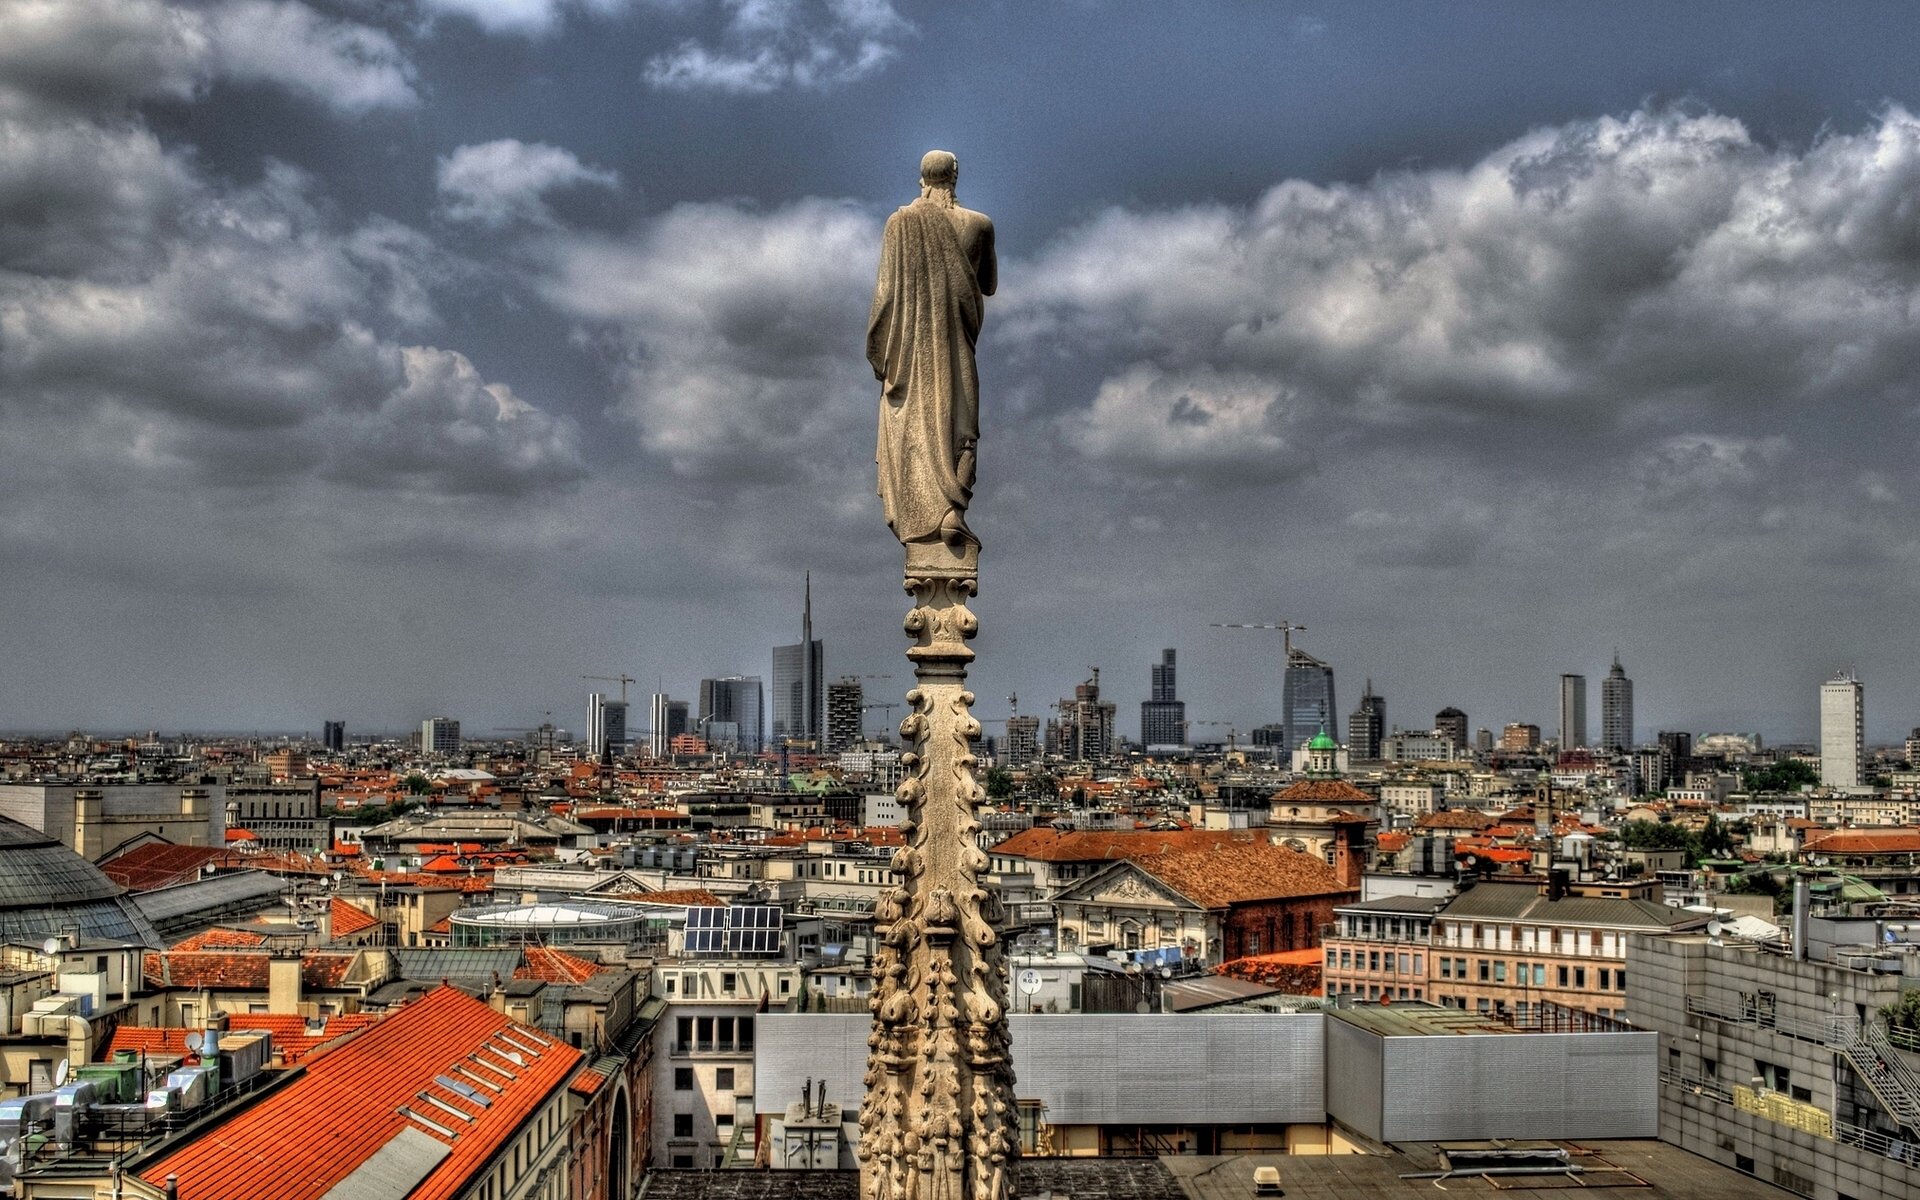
[859,556,1018,1200]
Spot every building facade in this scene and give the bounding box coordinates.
[1004,715,1040,767]
[825,678,864,754]
[1601,655,1634,752]
[1434,707,1469,751]
[1349,681,1385,761]
[1053,672,1116,762]
[321,720,345,752]
[1559,674,1587,749]
[698,676,764,753]
[1821,672,1865,789]
[421,716,460,755]
[771,575,823,747]
[588,692,628,760]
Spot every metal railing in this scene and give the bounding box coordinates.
[1660,1071,1920,1170]
[1683,995,1835,1046]
[1834,1015,1920,1132]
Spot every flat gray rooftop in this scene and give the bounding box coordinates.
[635,1142,1787,1200]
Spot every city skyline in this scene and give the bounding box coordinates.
[6,5,1920,742]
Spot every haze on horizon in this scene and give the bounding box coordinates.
[3,1,1919,746]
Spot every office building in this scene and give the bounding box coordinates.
[1348,681,1385,760]
[1475,727,1494,754]
[1004,715,1040,767]
[647,694,692,758]
[1434,707,1468,752]
[1500,723,1541,751]
[1559,674,1587,749]
[1600,654,1634,752]
[421,717,460,756]
[1282,649,1337,753]
[771,575,824,747]
[699,677,764,753]
[588,692,628,760]
[826,678,864,754]
[1658,730,1693,779]
[321,720,345,753]
[1139,648,1185,750]
[1907,727,1920,768]
[1820,671,1865,788]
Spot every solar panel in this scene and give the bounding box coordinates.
[681,905,784,957]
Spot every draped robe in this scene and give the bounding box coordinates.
[868,197,983,547]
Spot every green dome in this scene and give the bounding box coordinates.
[1307,728,1337,752]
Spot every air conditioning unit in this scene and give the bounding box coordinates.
[21,997,76,1037]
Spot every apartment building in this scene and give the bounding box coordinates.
[1323,878,1707,1018]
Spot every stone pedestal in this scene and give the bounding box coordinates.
[858,558,1018,1200]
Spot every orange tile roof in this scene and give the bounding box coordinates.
[100,843,226,891]
[171,929,268,952]
[991,827,1263,863]
[329,897,378,939]
[1415,810,1499,832]
[516,946,604,985]
[143,951,360,991]
[1131,840,1352,909]
[1271,778,1375,803]
[141,987,582,1200]
[107,1013,382,1065]
[1804,829,1920,855]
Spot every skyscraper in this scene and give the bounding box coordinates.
[1349,681,1385,760]
[421,717,460,755]
[1559,674,1587,748]
[1820,672,1864,789]
[699,676,764,753]
[826,677,865,753]
[321,720,345,753]
[1282,649,1336,753]
[1139,648,1186,749]
[1055,670,1116,761]
[1601,654,1634,752]
[1434,707,1468,752]
[587,693,627,759]
[772,574,825,747]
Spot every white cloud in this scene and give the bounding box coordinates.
[0,0,417,116]
[644,0,912,94]
[436,139,619,228]
[205,0,417,113]
[541,197,879,477]
[1062,365,1304,479]
[418,0,627,36]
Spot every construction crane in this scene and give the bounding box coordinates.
[1210,621,1306,658]
[861,701,901,736]
[581,674,636,703]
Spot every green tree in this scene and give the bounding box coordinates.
[982,767,1014,800]
[1742,759,1819,793]
[402,773,433,795]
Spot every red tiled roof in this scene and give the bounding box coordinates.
[329,897,378,939]
[107,1013,383,1065]
[991,827,1262,863]
[1804,829,1920,855]
[604,887,725,907]
[143,951,360,991]
[99,843,225,892]
[1375,832,1411,853]
[1131,840,1352,909]
[141,987,582,1200]
[171,929,268,952]
[1271,778,1374,803]
[516,946,604,985]
[1415,810,1499,832]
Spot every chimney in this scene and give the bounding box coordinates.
[1792,878,1809,962]
[267,951,303,1015]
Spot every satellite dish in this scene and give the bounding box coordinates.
[1134,1000,1152,1014]
[42,937,61,957]
[53,1060,70,1088]
[1707,919,1724,937]
[1016,969,1043,996]
[184,1033,204,1055]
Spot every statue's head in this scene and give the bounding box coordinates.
[919,150,958,189]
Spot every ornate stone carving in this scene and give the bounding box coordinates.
[860,151,1015,1200]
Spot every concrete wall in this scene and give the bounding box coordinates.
[1322,1013,1382,1139]
[1377,1031,1654,1141]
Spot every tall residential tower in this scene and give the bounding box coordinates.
[1349,681,1385,760]
[1559,674,1587,749]
[1820,672,1864,789]
[1601,655,1634,752]
[1139,648,1185,749]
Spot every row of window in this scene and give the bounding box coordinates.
[673,1067,735,1091]
[672,1015,756,1054]
[1432,957,1627,992]
[1329,949,1425,975]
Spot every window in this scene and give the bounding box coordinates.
[673,1113,694,1138]
[1573,967,1587,988]
[738,1016,754,1051]
[1557,965,1569,987]
[716,1112,733,1129]
[1478,959,1490,982]
[1455,956,1466,978]
[1598,968,1610,990]
[1439,957,1452,979]
[665,975,676,995]
[1533,963,1547,986]
[1368,950,1380,971]
[1493,961,1507,983]
[671,1154,694,1169]
[1616,969,1626,991]
[1398,953,1411,973]
[1413,953,1423,974]
[674,1068,693,1091]
[716,1068,735,1091]
[721,972,737,994]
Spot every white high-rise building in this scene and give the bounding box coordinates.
[1820,672,1864,789]
[649,693,672,759]
[1559,674,1587,749]
[422,717,460,756]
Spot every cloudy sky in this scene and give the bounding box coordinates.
[5,1,1920,745]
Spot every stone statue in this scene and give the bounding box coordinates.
[869,150,997,559]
